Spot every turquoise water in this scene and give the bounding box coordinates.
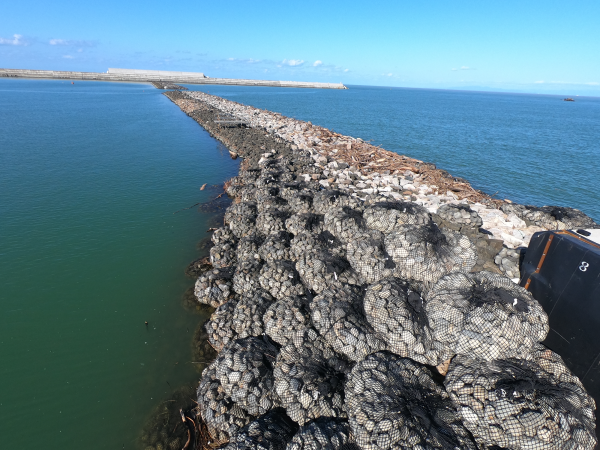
[0,79,239,449]
[1,79,599,450]
[187,84,600,222]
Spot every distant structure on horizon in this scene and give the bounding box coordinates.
[107,68,207,79]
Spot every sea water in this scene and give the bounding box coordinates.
[1,79,599,450]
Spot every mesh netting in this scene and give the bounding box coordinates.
[287,418,359,450]
[346,232,396,284]
[324,206,369,244]
[205,300,238,352]
[501,203,600,230]
[273,328,351,425]
[255,186,281,203]
[384,222,477,284]
[226,179,245,198]
[212,226,238,246]
[232,291,274,339]
[237,234,265,263]
[363,201,431,234]
[313,190,363,214]
[437,203,483,228]
[310,284,386,362]
[256,171,295,188]
[296,250,363,294]
[445,347,597,450]
[194,267,235,308]
[213,337,280,416]
[285,213,325,236]
[259,260,306,300]
[197,363,252,443]
[210,241,238,268]
[228,213,259,239]
[258,231,294,262]
[256,210,290,235]
[240,186,259,203]
[226,202,258,220]
[233,260,264,296]
[287,192,315,214]
[257,195,292,215]
[363,278,444,366]
[223,409,299,450]
[279,182,310,201]
[290,231,346,261]
[425,271,549,362]
[345,352,478,450]
[263,295,312,347]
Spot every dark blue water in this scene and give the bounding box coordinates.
[186,84,600,222]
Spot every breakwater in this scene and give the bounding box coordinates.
[162,90,598,449]
[0,68,347,89]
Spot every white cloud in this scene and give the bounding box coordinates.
[49,38,96,47]
[63,55,74,59]
[282,59,304,66]
[387,73,393,77]
[344,69,349,72]
[313,60,323,67]
[0,34,27,46]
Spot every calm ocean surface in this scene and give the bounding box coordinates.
[0,79,599,449]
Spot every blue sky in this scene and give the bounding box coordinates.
[1,0,599,95]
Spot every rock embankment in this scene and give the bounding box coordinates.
[162,90,597,450]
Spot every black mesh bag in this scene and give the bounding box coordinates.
[445,347,597,450]
[259,259,306,300]
[288,192,315,214]
[296,250,363,294]
[436,203,483,228]
[364,277,443,365]
[194,266,235,308]
[256,171,295,188]
[346,231,396,284]
[205,300,238,352]
[324,206,369,244]
[286,213,325,236]
[279,182,310,201]
[232,291,274,339]
[237,234,265,263]
[197,363,253,443]
[290,231,346,261]
[313,190,363,214]
[263,295,312,347]
[363,201,431,234]
[310,284,386,362]
[240,186,259,203]
[287,418,359,450]
[425,271,549,362]
[257,195,292,215]
[213,337,280,416]
[223,408,299,450]
[228,213,259,239]
[345,352,478,450]
[256,210,290,235]
[501,203,600,230]
[212,226,238,246]
[239,168,262,184]
[225,202,258,221]
[233,260,264,296]
[384,222,477,285]
[258,231,294,262]
[273,328,351,425]
[210,241,238,268]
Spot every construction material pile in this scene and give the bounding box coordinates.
[192,147,596,450]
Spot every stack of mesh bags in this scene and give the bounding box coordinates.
[445,346,597,449]
[436,203,483,228]
[324,206,369,244]
[290,231,345,260]
[425,271,549,362]
[384,221,477,286]
[212,226,238,246]
[236,234,264,262]
[194,266,235,308]
[222,409,299,450]
[274,328,351,425]
[239,185,259,203]
[205,300,238,351]
[259,259,306,299]
[263,295,312,346]
[288,192,315,214]
[231,290,274,339]
[345,352,477,450]
[233,260,264,296]
[210,240,237,268]
[364,277,443,365]
[256,195,292,214]
[296,248,362,293]
[256,170,294,188]
[287,418,358,450]
[363,201,431,234]
[256,210,290,235]
[226,202,259,238]
[346,231,396,284]
[278,181,310,201]
[310,284,386,362]
[313,190,363,214]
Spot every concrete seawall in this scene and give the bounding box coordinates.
[0,68,347,89]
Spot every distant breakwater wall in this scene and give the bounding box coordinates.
[160,90,598,449]
[0,68,347,89]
